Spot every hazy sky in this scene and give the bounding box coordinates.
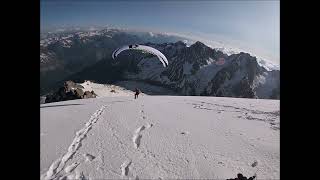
[41,0,279,64]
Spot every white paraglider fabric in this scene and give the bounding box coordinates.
[112,44,169,67]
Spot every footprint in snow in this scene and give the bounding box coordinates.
[180,131,189,135]
[135,125,146,134]
[83,153,95,162]
[251,160,258,167]
[64,162,80,173]
[133,134,142,148]
[146,123,153,129]
[121,160,132,176]
[133,124,153,148]
[66,170,86,180]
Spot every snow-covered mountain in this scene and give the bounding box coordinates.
[40,28,279,99]
[40,95,279,179]
[133,41,280,99]
[40,28,185,95]
[67,41,279,99]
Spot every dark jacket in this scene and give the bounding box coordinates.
[135,88,140,94]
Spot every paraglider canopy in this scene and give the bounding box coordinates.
[112,44,169,67]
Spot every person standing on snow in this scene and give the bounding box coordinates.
[134,88,141,99]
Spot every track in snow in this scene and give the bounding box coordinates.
[188,100,280,130]
[41,105,107,180]
[121,160,132,177]
[119,104,155,178]
[132,123,153,149]
[132,104,153,149]
[41,96,279,179]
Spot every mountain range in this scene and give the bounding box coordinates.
[40,28,279,99]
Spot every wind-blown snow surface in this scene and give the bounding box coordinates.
[41,96,279,180]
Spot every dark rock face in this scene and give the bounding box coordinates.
[226,173,256,180]
[40,96,46,104]
[44,81,96,103]
[204,53,262,98]
[83,91,97,99]
[74,88,84,97]
[238,77,256,98]
[64,80,77,92]
[126,41,278,99]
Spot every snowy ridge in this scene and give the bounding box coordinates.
[170,35,279,71]
[79,80,134,97]
[203,42,279,71]
[256,58,280,71]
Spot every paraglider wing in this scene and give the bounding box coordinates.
[112,46,129,59]
[112,44,169,67]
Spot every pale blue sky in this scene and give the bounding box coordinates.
[41,0,279,63]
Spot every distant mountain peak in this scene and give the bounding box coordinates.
[193,41,206,46]
[189,41,212,54]
[174,41,187,46]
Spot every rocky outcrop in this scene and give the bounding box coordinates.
[226,173,256,180]
[83,91,97,99]
[40,96,46,104]
[44,81,96,103]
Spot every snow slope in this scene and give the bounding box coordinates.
[115,81,178,96]
[79,81,134,97]
[78,80,177,97]
[41,96,279,180]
